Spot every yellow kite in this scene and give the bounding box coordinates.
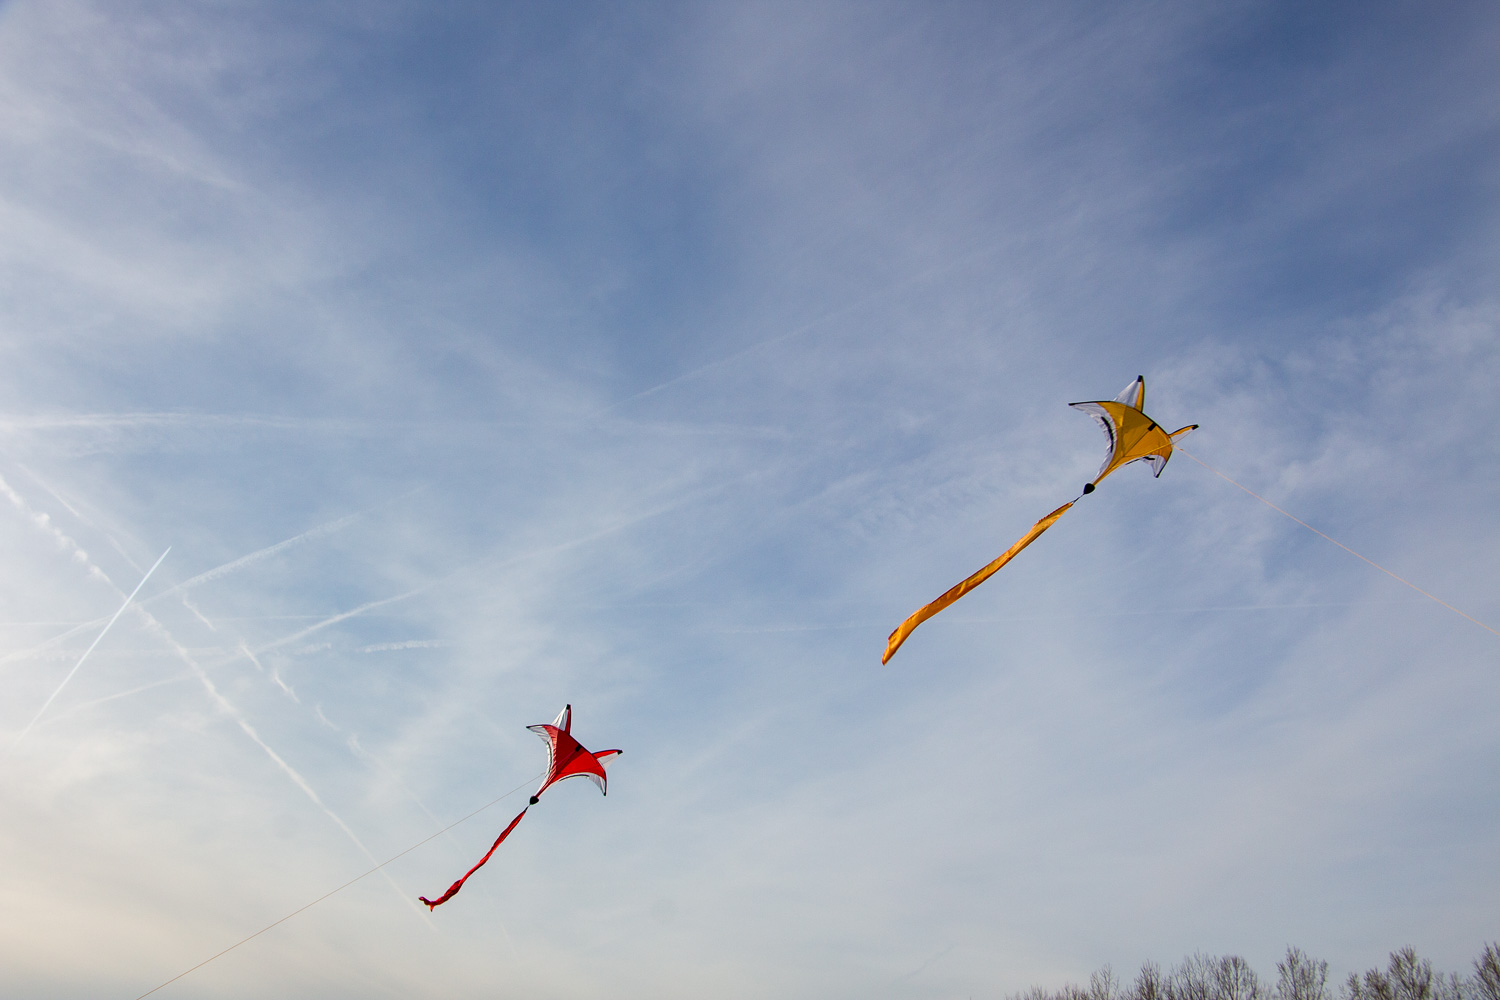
[882,377,1197,663]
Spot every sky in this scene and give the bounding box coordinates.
[1,1,1497,998]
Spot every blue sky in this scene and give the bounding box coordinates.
[2,2,1497,997]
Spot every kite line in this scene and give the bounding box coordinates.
[133,772,542,1000]
[1177,447,1499,639]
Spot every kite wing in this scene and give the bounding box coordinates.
[883,501,1074,663]
[1070,376,1197,487]
[527,704,622,801]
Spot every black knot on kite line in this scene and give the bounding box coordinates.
[529,795,539,805]
[1082,483,1095,494]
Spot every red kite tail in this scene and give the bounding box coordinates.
[419,806,528,910]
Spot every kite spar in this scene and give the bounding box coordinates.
[419,704,621,909]
[883,377,1197,663]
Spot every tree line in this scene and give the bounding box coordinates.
[1008,945,1500,1000]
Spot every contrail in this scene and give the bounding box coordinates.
[14,462,149,574]
[250,477,739,656]
[132,483,422,611]
[0,471,112,587]
[36,672,193,727]
[0,613,113,670]
[0,412,351,434]
[0,501,387,671]
[132,613,424,918]
[82,558,423,918]
[8,547,169,752]
[238,640,297,700]
[252,583,434,655]
[598,235,1006,413]
[145,510,363,602]
[0,474,420,917]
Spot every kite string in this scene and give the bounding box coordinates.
[1176,447,1499,639]
[132,772,543,1000]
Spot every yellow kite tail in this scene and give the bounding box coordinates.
[882,501,1074,663]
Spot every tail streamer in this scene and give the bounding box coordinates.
[419,807,528,909]
[883,501,1075,663]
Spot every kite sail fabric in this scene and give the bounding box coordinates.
[1069,376,1197,487]
[526,703,622,804]
[882,377,1196,663]
[420,704,621,910]
[882,501,1073,664]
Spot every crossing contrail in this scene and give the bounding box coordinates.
[8,547,169,752]
[0,476,422,915]
[146,510,362,602]
[249,478,736,656]
[0,501,384,670]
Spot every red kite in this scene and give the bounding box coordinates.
[420,704,621,909]
[883,377,1196,663]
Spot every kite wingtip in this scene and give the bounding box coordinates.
[419,897,437,910]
